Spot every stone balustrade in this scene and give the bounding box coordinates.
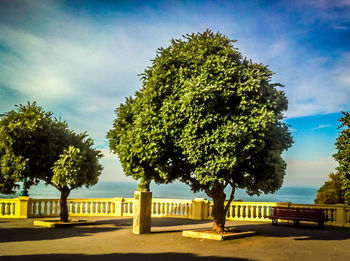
[0,198,17,218]
[152,198,193,218]
[216,202,278,222]
[1,196,350,227]
[29,198,60,217]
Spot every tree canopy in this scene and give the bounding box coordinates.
[314,172,344,204]
[0,102,103,221]
[334,111,350,204]
[107,30,293,232]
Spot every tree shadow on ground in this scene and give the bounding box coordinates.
[93,218,133,227]
[233,222,350,241]
[151,218,212,233]
[0,226,120,243]
[96,218,212,233]
[96,217,212,228]
[0,218,212,243]
[95,217,213,233]
[151,218,212,227]
[1,253,253,261]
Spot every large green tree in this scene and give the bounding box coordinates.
[334,111,350,204]
[107,30,293,233]
[0,102,103,222]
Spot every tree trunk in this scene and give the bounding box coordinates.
[60,188,70,222]
[211,184,227,233]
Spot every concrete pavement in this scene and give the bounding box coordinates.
[1,217,350,260]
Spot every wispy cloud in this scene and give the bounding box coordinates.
[312,124,332,131]
[269,49,350,118]
[332,25,349,31]
[241,47,350,118]
[307,0,350,9]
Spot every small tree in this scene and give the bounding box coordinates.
[0,102,103,222]
[334,111,350,204]
[314,172,344,204]
[107,30,293,233]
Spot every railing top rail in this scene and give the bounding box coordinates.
[122,198,134,201]
[229,202,278,205]
[67,198,118,201]
[29,198,59,201]
[0,198,18,202]
[27,197,132,200]
[289,203,339,208]
[208,201,278,205]
[152,198,193,202]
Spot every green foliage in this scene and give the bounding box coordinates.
[51,139,102,191]
[108,30,293,195]
[0,102,103,195]
[107,30,293,231]
[0,146,28,193]
[0,102,68,188]
[0,171,19,194]
[334,111,350,203]
[314,172,344,204]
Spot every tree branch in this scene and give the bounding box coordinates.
[224,184,236,213]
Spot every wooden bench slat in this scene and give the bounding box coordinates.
[267,206,326,227]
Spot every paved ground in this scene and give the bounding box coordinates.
[1,217,350,261]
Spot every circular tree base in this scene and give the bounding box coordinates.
[33,219,96,228]
[182,227,256,241]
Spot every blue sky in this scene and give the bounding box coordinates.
[0,0,349,187]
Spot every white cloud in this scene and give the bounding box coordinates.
[270,50,350,118]
[235,31,350,119]
[312,124,332,131]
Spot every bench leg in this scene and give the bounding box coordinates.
[293,220,300,226]
[272,219,278,225]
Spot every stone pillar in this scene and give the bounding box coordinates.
[335,204,346,227]
[16,196,30,218]
[114,198,124,217]
[202,199,209,220]
[191,198,205,220]
[133,191,152,234]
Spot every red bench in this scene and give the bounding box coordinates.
[268,206,326,228]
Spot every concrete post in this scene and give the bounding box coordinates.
[133,191,152,234]
[335,204,346,227]
[16,196,29,218]
[202,199,209,220]
[191,198,205,220]
[114,198,124,216]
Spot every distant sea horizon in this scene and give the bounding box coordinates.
[0,181,319,204]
